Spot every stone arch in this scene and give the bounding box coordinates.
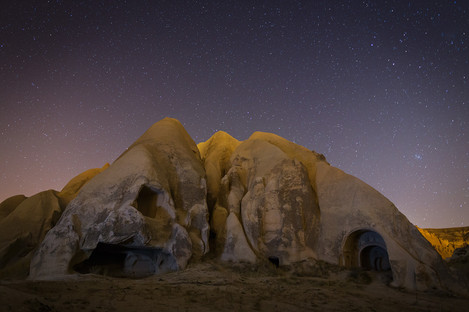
[341,229,391,272]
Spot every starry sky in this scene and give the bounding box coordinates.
[1,1,467,228]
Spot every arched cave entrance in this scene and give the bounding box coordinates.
[342,229,391,272]
[360,245,391,271]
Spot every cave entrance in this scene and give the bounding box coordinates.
[268,256,280,268]
[73,242,178,278]
[360,245,391,271]
[342,229,391,272]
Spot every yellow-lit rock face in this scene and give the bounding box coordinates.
[200,129,455,292]
[58,163,110,205]
[0,190,61,279]
[197,131,240,213]
[1,118,465,294]
[0,194,26,219]
[30,118,210,279]
[417,227,469,259]
[0,164,111,279]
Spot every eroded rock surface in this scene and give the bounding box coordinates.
[0,118,462,293]
[0,194,27,219]
[418,226,469,259]
[30,118,209,279]
[313,161,452,290]
[0,191,61,279]
[57,164,110,206]
[200,133,324,265]
[200,130,457,292]
[0,164,108,279]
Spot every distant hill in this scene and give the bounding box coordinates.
[418,227,469,259]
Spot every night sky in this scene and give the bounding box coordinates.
[1,1,467,228]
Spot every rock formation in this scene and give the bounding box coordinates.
[312,161,451,290]
[29,118,209,279]
[0,117,463,293]
[0,191,61,279]
[0,195,27,219]
[199,132,322,264]
[199,130,453,291]
[57,164,110,206]
[0,165,108,279]
[417,227,469,259]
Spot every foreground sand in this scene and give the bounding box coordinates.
[1,261,468,312]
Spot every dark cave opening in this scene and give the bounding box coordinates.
[342,229,392,274]
[73,242,178,278]
[268,256,280,268]
[360,245,391,271]
[132,185,173,232]
[133,185,159,218]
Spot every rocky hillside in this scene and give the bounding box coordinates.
[418,227,469,259]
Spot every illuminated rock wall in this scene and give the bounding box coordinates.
[29,118,209,279]
[0,117,461,293]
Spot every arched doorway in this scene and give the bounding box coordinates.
[342,229,391,272]
[360,245,391,271]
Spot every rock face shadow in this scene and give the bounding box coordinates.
[74,242,178,278]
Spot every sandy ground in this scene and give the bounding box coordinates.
[1,261,468,312]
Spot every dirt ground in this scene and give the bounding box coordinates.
[1,261,468,312]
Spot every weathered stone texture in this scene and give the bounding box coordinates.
[30,118,209,279]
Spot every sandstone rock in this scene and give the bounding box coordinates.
[30,118,209,279]
[248,131,327,192]
[417,226,469,259]
[0,165,111,279]
[451,246,469,260]
[202,134,321,265]
[200,130,456,292]
[0,117,461,293]
[57,163,109,206]
[447,246,469,287]
[0,194,27,219]
[0,190,62,279]
[198,131,240,213]
[313,161,451,290]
